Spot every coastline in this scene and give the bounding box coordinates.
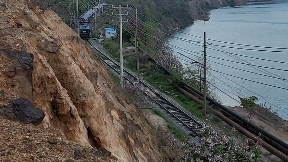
[176,0,288,143]
[228,104,288,142]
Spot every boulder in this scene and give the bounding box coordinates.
[1,98,45,125]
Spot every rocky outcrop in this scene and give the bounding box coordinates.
[0,0,162,161]
[0,98,45,125]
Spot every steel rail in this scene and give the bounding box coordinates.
[88,40,205,137]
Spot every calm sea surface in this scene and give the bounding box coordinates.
[168,0,288,119]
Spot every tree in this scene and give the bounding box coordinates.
[157,44,182,73]
[239,96,258,120]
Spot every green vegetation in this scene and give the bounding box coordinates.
[239,96,258,120]
[103,39,120,61]
[152,109,186,140]
[143,67,205,119]
[49,0,193,37]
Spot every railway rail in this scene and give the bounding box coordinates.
[147,55,288,161]
[88,39,288,161]
[88,40,205,137]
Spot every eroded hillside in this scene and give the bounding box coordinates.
[0,0,164,161]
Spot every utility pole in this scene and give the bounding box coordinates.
[112,5,129,87]
[76,0,79,35]
[135,8,139,71]
[203,32,207,116]
[199,64,202,92]
[101,0,104,12]
[98,0,101,16]
[94,1,97,24]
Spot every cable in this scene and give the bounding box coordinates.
[212,69,282,107]
[207,81,240,104]
[178,52,288,108]
[125,25,288,95]
[208,58,288,82]
[210,43,288,53]
[211,69,288,91]
[180,32,288,53]
[122,8,287,111]
[208,44,288,82]
[176,49,288,84]
[207,43,288,65]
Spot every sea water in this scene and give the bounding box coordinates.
[168,0,288,120]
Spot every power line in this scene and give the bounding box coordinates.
[207,81,240,104]
[211,69,288,91]
[126,21,288,88]
[177,50,288,83]
[126,19,288,90]
[122,9,288,105]
[128,8,288,57]
[210,43,288,53]
[207,44,288,65]
[180,32,288,53]
[172,50,286,112]
[208,44,288,82]
[210,70,284,111]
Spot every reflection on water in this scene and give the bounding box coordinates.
[169,1,288,119]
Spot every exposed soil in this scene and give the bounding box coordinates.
[0,115,117,162]
[229,105,288,144]
[228,105,288,161]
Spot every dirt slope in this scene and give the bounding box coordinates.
[0,0,162,161]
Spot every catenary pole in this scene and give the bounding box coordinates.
[203,32,207,116]
[94,1,97,25]
[135,8,139,71]
[120,5,123,87]
[112,5,129,87]
[76,0,79,35]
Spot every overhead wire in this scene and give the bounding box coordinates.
[211,69,288,91]
[207,44,288,82]
[126,18,288,92]
[177,56,288,105]
[206,81,240,104]
[122,9,287,111]
[206,43,288,65]
[210,70,284,110]
[177,48,288,83]
[180,32,288,53]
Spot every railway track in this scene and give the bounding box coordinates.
[88,40,205,137]
[88,40,288,161]
[146,55,288,161]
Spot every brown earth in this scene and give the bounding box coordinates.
[0,0,286,161]
[229,105,288,144]
[0,0,166,161]
[228,105,288,161]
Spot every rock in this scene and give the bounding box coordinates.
[47,137,59,144]
[0,3,6,8]
[73,148,83,160]
[94,147,111,157]
[37,37,60,53]
[1,49,33,72]
[3,66,17,78]
[2,98,45,125]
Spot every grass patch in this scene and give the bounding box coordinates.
[144,69,205,119]
[152,109,186,140]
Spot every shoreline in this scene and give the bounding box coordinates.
[184,0,288,122]
[228,105,288,143]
